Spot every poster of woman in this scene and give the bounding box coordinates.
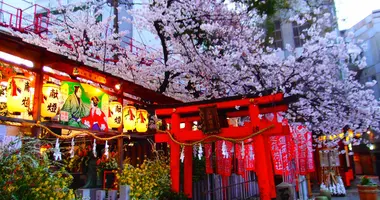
[81,96,108,131]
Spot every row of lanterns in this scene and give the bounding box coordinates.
[6,75,148,133]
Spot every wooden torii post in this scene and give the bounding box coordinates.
[154,93,292,200]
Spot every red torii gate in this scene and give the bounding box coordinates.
[154,93,292,200]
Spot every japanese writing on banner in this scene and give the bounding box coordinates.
[279,136,290,174]
[270,136,290,175]
[205,143,213,174]
[293,125,316,175]
[245,143,255,171]
[235,143,246,175]
[215,141,233,176]
[306,130,315,172]
[270,136,283,175]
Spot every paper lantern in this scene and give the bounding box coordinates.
[123,105,136,132]
[108,101,122,129]
[136,109,148,133]
[41,83,60,118]
[6,75,31,114]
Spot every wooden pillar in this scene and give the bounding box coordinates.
[117,137,123,169]
[306,174,312,198]
[249,103,271,200]
[170,112,180,193]
[184,146,193,198]
[184,122,193,198]
[32,61,43,137]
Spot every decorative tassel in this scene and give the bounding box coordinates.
[104,141,109,159]
[93,139,97,158]
[198,143,203,160]
[180,146,185,163]
[193,145,197,157]
[249,145,254,160]
[53,138,62,161]
[139,112,145,123]
[128,108,135,120]
[69,138,75,158]
[11,78,17,96]
[240,141,245,158]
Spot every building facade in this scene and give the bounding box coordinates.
[343,10,380,99]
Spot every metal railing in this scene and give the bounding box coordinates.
[0,0,158,66]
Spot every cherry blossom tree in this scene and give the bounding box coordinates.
[131,0,380,135]
[12,0,380,135]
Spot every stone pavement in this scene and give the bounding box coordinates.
[313,176,380,200]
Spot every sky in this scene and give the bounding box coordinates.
[335,0,380,30]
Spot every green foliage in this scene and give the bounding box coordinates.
[193,156,206,182]
[158,188,188,200]
[360,176,376,186]
[118,154,171,199]
[0,137,75,200]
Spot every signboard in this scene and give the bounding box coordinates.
[199,105,221,134]
[73,67,106,84]
[59,81,110,131]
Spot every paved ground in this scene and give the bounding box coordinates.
[313,176,380,200]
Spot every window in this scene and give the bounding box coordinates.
[292,22,310,48]
[273,20,283,49]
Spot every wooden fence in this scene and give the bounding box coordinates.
[193,172,260,200]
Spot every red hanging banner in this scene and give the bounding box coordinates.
[306,130,315,172]
[245,143,255,171]
[295,125,308,175]
[205,143,213,174]
[269,136,282,175]
[216,141,233,176]
[235,143,246,175]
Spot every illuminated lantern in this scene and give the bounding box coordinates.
[108,101,122,129]
[123,105,136,132]
[136,109,148,133]
[6,75,31,114]
[41,83,60,118]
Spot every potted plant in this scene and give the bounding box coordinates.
[357,176,378,200]
[96,151,118,187]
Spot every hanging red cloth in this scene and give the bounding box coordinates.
[295,125,308,175]
[244,143,255,171]
[205,143,213,174]
[306,130,315,172]
[215,141,233,176]
[235,143,246,175]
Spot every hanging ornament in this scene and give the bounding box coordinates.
[93,139,97,158]
[198,143,203,160]
[240,141,245,158]
[249,145,254,160]
[53,138,62,161]
[180,146,185,163]
[104,141,109,159]
[222,141,228,158]
[69,138,75,158]
[193,145,197,157]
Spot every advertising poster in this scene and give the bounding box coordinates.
[59,81,110,131]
